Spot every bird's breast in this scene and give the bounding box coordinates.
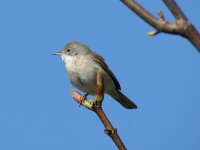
[65,55,99,94]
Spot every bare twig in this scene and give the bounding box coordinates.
[120,0,200,52]
[71,70,127,150]
[162,0,200,52]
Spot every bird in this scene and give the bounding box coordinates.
[53,41,137,109]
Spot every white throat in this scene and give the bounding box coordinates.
[61,54,72,64]
[61,54,78,70]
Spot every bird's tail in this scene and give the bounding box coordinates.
[108,90,137,109]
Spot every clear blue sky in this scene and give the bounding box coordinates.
[0,0,200,150]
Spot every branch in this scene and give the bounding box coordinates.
[120,0,200,53]
[71,70,127,150]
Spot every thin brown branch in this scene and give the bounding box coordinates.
[163,0,188,20]
[120,0,178,34]
[162,0,200,52]
[120,0,160,29]
[71,70,127,150]
[120,0,200,53]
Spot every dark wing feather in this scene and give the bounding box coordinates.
[90,52,121,90]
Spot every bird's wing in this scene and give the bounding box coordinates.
[90,51,121,90]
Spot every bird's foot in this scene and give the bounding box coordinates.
[92,99,98,107]
[79,93,89,105]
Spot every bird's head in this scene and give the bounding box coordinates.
[53,41,91,63]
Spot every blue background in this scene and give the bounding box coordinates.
[0,0,200,149]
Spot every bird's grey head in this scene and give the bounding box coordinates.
[53,41,91,57]
[53,41,91,64]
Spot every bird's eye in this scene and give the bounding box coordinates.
[66,48,71,52]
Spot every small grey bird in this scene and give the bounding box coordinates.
[53,41,137,109]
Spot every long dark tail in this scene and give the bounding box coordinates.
[108,90,137,109]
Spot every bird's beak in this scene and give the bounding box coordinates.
[52,52,62,56]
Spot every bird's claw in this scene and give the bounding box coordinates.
[92,99,99,108]
[79,93,89,106]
